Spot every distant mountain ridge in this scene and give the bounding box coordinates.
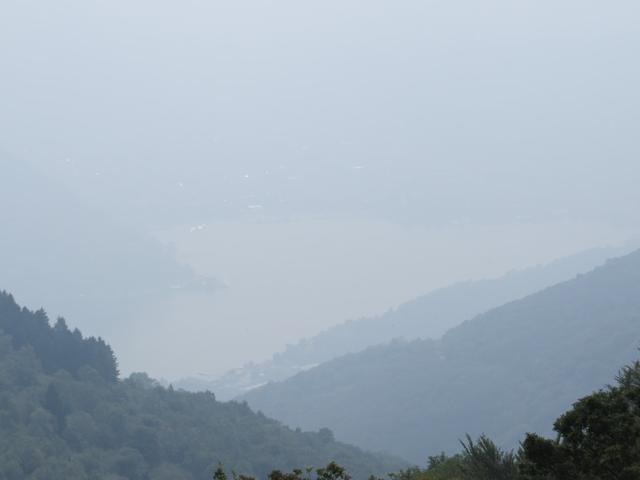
[178,244,635,399]
[241,248,640,463]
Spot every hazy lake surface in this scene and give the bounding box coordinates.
[109,218,633,380]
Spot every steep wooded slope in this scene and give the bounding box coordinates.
[0,292,404,479]
[242,250,640,462]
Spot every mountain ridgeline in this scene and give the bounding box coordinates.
[241,249,640,463]
[0,292,405,480]
[179,245,633,399]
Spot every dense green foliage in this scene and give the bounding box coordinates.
[387,435,518,480]
[520,359,640,479]
[260,435,519,480]
[0,292,118,382]
[0,292,404,480]
[242,249,640,461]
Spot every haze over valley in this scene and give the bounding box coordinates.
[2,1,640,479]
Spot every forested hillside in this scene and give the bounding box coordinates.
[0,292,404,480]
[0,292,118,382]
[216,357,640,480]
[242,249,640,462]
[180,245,631,399]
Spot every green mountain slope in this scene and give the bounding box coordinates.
[0,292,405,479]
[241,250,640,463]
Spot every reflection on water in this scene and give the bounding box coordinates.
[108,218,632,380]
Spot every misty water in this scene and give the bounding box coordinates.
[103,217,634,381]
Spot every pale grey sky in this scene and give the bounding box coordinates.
[1,0,639,378]
[2,0,639,227]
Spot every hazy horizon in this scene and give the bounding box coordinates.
[2,0,640,380]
